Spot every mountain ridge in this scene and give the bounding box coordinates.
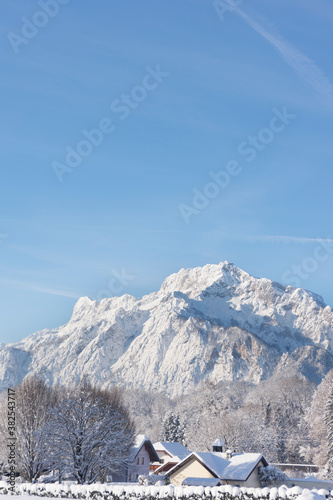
[1,262,332,396]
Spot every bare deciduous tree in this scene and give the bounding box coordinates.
[45,381,135,484]
[0,377,56,482]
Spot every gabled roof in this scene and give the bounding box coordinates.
[132,435,160,462]
[153,460,178,475]
[153,441,191,462]
[167,451,268,482]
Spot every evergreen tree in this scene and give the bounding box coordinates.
[324,383,333,477]
[162,412,186,443]
[258,465,288,486]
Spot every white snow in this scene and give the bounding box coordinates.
[295,490,326,500]
[211,438,225,448]
[0,482,329,500]
[186,452,265,481]
[182,478,222,486]
[1,262,333,396]
[0,496,36,500]
[154,442,191,462]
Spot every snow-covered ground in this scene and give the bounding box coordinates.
[1,497,34,500]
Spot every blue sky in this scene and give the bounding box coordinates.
[0,0,332,343]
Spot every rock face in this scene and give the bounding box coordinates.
[1,262,333,397]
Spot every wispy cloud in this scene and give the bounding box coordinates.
[0,278,82,299]
[233,6,333,107]
[233,235,333,244]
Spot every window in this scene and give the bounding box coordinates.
[141,457,144,465]
[129,473,131,481]
[136,457,139,465]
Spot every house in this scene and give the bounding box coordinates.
[151,441,191,474]
[166,450,268,487]
[111,434,160,482]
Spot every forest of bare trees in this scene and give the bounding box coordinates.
[124,371,333,477]
[0,379,135,484]
[1,370,333,483]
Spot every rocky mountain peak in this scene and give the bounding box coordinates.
[0,263,332,397]
[159,262,245,298]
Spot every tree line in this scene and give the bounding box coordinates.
[2,370,333,483]
[124,372,333,479]
[0,379,135,484]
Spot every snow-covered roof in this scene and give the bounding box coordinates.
[132,435,160,462]
[167,451,268,482]
[211,438,224,448]
[132,434,149,456]
[182,477,223,486]
[153,442,191,462]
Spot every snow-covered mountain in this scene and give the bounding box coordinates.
[1,262,333,397]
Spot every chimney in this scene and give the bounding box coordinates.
[226,449,233,459]
[211,438,224,453]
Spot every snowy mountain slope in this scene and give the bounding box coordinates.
[1,262,333,397]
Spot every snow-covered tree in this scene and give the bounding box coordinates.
[0,378,56,482]
[244,375,315,463]
[123,374,315,465]
[45,382,135,484]
[162,412,186,443]
[324,382,333,477]
[303,369,333,475]
[123,388,171,443]
[258,465,288,486]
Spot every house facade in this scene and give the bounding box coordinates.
[151,442,191,474]
[166,451,268,488]
[111,435,160,482]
